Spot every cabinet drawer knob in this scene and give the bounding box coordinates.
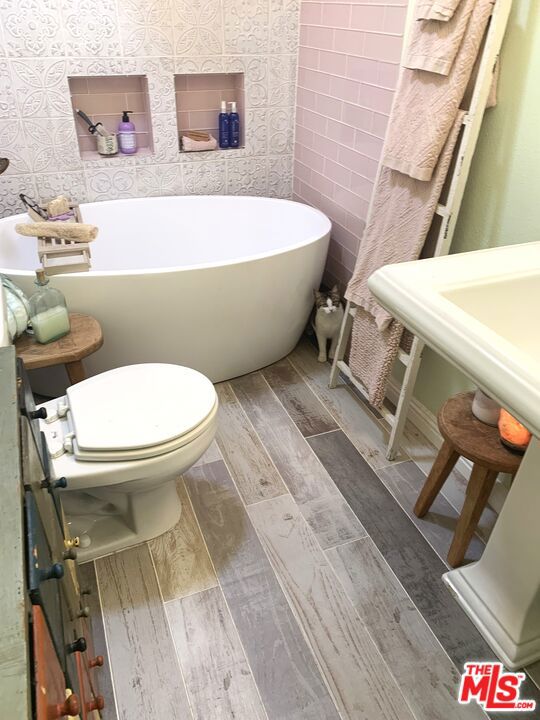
[67,636,87,654]
[87,695,105,711]
[89,655,104,668]
[41,563,64,581]
[55,693,80,717]
[30,407,47,420]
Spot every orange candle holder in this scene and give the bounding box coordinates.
[498,409,532,454]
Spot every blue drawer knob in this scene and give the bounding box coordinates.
[54,477,68,489]
[41,563,64,581]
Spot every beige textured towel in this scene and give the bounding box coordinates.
[346,111,465,331]
[405,0,477,75]
[417,0,463,21]
[384,0,494,181]
[347,112,465,408]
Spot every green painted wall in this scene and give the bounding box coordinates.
[412,0,540,414]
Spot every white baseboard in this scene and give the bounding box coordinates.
[386,378,509,514]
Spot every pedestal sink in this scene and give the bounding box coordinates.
[368,241,540,670]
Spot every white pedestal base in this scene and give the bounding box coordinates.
[443,439,540,670]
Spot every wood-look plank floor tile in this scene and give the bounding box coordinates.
[149,479,217,601]
[230,372,365,547]
[95,545,192,720]
[307,429,494,667]
[262,358,338,437]
[327,537,487,720]
[248,494,416,720]
[78,561,118,720]
[215,383,288,505]
[166,586,267,720]
[289,339,406,469]
[193,440,222,467]
[377,460,485,565]
[184,460,341,720]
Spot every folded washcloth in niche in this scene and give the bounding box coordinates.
[182,134,218,152]
[416,0,463,21]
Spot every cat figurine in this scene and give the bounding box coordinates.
[312,285,344,363]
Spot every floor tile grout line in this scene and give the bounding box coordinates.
[286,350,408,474]
[230,372,368,548]
[147,534,197,720]
[246,496,419,720]
[304,427,343,440]
[180,466,272,720]
[91,561,126,720]
[323,533,488,712]
[216,380,290,506]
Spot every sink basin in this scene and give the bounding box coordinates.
[368,241,540,670]
[368,241,540,436]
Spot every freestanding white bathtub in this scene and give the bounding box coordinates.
[0,196,330,395]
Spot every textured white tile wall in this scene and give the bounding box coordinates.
[0,0,300,216]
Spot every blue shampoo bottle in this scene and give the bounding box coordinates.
[218,100,229,149]
[228,101,240,148]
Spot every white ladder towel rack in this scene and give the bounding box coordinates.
[329,0,513,461]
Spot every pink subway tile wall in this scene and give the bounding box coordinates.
[69,76,153,155]
[293,1,407,290]
[175,73,245,149]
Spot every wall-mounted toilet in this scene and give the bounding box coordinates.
[38,363,218,562]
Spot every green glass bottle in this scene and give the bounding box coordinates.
[29,270,70,344]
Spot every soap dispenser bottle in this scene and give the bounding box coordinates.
[218,100,230,149]
[228,101,240,148]
[118,110,137,154]
[29,270,70,344]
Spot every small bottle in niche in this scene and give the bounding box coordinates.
[228,101,240,148]
[29,270,70,344]
[118,110,137,155]
[218,100,230,149]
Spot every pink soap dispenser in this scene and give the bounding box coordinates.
[118,110,137,154]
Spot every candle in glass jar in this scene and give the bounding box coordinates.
[32,306,70,343]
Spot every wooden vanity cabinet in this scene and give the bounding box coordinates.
[1,351,107,720]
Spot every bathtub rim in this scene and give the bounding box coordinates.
[0,195,332,278]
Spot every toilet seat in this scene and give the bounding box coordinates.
[42,363,218,462]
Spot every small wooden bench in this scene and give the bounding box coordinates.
[414,392,522,568]
[15,313,103,386]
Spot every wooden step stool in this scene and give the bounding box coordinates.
[414,392,522,568]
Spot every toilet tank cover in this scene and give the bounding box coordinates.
[66,363,217,452]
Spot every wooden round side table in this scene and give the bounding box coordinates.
[414,391,522,568]
[15,313,103,386]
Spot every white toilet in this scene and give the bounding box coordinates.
[38,363,218,562]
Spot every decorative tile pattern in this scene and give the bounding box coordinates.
[0,0,298,215]
[11,60,71,118]
[119,0,174,57]
[0,60,17,118]
[0,0,65,58]
[61,0,122,57]
[223,0,269,55]
[227,157,268,196]
[84,167,137,201]
[136,163,183,196]
[183,160,226,194]
[0,174,36,218]
[173,0,223,56]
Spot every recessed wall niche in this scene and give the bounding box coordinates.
[174,73,245,151]
[68,75,153,160]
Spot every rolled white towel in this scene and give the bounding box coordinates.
[182,134,218,152]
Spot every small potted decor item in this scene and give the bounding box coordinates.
[29,270,71,344]
[471,388,501,426]
[498,409,532,454]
